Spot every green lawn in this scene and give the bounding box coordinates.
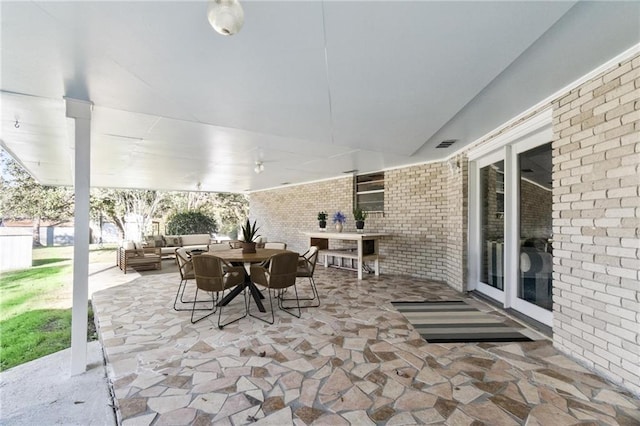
[0,244,114,371]
[0,309,72,370]
[0,265,71,321]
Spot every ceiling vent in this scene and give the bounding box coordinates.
[436,139,457,149]
[342,169,358,174]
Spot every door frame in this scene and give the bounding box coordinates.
[508,127,554,325]
[467,108,553,326]
[468,149,506,304]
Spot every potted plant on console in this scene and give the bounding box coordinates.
[353,207,367,233]
[241,219,260,253]
[317,211,328,231]
[332,211,346,233]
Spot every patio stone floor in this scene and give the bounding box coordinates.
[92,263,640,425]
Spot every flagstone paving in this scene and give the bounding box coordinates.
[92,264,640,425]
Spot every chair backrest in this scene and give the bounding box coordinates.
[208,243,230,252]
[175,248,193,280]
[264,242,287,250]
[191,255,226,292]
[229,240,243,249]
[267,252,299,289]
[303,246,319,276]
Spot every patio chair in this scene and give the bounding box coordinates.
[208,243,231,252]
[120,245,162,274]
[264,242,287,250]
[229,240,243,249]
[248,252,300,324]
[174,248,205,311]
[283,246,320,307]
[190,254,246,327]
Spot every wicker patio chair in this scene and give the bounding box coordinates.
[190,254,246,327]
[248,252,300,324]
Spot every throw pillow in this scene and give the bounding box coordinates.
[163,236,182,247]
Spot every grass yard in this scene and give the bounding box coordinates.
[0,244,115,371]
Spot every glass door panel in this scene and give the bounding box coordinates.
[480,160,505,290]
[469,114,553,326]
[518,143,553,310]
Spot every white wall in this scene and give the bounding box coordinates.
[0,231,32,271]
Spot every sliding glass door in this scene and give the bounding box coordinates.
[469,114,553,326]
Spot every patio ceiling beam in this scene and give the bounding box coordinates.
[66,98,92,375]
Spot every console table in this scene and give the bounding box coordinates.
[304,232,389,279]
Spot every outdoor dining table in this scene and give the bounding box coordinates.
[206,247,293,312]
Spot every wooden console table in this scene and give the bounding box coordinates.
[304,232,389,279]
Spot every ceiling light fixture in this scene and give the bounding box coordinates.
[254,161,264,174]
[207,0,244,36]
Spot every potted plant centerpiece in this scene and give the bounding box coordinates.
[332,211,346,232]
[241,219,260,253]
[317,211,328,231]
[353,207,367,232]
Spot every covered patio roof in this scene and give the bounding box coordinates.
[2,1,639,193]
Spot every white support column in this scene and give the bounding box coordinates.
[66,98,92,375]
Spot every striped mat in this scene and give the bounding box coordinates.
[392,300,533,343]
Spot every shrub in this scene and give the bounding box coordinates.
[165,211,218,235]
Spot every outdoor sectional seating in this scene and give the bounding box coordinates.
[117,242,162,274]
[117,234,212,274]
[144,234,211,259]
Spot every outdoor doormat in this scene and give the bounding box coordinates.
[392,300,534,343]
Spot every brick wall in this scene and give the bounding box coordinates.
[483,166,504,241]
[250,160,468,291]
[382,163,449,282]
[249,177,353,255]
[520,179,552,239]
[552,54,640,395]
[444,155,467,291]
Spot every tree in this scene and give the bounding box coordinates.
[214,193,249,238]
[165,211,218,235]
[90,188,165,240]
[161,192,248,237]
[2,149,248,244]
[0,150,74,245]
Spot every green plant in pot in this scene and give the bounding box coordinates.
[317,211,327,231]
[241,219,261,253]
[353,208,367,232]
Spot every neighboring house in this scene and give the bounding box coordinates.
[0,219,121,245]
[0,219,74,246]
[249,54,640,396]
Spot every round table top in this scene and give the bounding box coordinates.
[204,248,293,263]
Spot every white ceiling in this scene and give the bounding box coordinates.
[1,1,638,193]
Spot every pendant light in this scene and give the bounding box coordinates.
[207,0,244,36]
